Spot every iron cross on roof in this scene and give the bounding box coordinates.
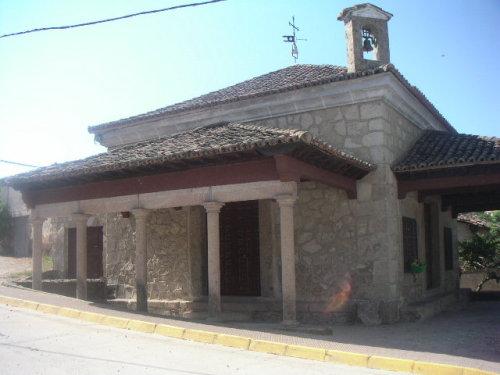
[282,16,307,63]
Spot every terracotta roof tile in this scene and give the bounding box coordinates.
[457,213,490,228]
[5,123,373,188]
[89,64,454,133]
[393,130,500,172]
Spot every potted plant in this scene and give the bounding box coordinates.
[410,259,426,282]
[411,259,426,274]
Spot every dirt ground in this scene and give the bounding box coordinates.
[0,255,31,282]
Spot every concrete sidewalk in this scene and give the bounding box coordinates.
[0,285,498,373]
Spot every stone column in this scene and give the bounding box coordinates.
[30,215,45,291]
[72,213,90,300]
[276,195,297,324]
[132,208,150,312]
[203,201,224,319]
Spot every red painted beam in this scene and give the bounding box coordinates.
[397,173,500,199]
[23,155,361,207]
[274,155,358,199]
[26,158,279,207]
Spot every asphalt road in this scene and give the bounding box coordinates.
[0,304,404,375]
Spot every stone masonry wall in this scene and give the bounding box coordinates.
[257,100,430,322]
[104,204,275,302]
[105,208,197,300]
[44,99,452,322]
[42,218,66,275]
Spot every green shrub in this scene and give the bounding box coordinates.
[459,229,499,291]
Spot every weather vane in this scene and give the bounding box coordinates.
[282,16,306,63]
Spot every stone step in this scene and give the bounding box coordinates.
[401,292,459,322]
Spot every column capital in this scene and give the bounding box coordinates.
[203,201,224,213]
[275,194,297,207]
[72,213,90,224]
[131,208,150,220]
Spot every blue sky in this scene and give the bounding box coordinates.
[0,0,499,177]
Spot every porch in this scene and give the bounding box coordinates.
[7,123,373,324]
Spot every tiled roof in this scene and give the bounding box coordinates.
[393,130,500,173]
[89,64,454,133]
[4,123,374,188]
[457,213,490,228]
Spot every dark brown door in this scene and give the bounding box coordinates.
[219,200,260,296]
[67,226,103,279]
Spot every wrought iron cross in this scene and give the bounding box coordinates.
[282,16,306,63]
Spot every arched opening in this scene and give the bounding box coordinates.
[362,27,377,61]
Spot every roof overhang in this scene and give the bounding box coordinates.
[395,164,500,217]
[19,154,363,210]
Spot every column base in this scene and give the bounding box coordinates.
[206,315,223,323]
[136,284,148,312]
[281,319,299,327]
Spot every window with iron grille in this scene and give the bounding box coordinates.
[444,227,453,270]
[402,217,418,273]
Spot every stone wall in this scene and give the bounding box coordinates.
[256,100,429,322]
[105,208,197,300]
[42,99,460,323]
[42,218,66,274]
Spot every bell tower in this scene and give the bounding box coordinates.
[338,4,393,73]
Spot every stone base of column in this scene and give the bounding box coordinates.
[136,283,148,312]
[76,279,87,300]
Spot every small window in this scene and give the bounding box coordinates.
[402,217,418,273]
[444,227,453,270]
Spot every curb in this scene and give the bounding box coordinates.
[0,295,495,375]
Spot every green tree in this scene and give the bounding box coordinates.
[459,213,500,291]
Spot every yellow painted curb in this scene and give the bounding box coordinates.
[249,339,287,355]
[285,344,326,361]
[0,296,10,304]
[0,296,21,306]
[18,300,40,310]
[413,361,465,375]
[214,334,251,350]
[101,315,130,329]
[368,355,415,373]
[183,328,216,344]
[325,349,370,367]
[79,311,106,324]
[0,295,495,375]
[154,324,185,339]
[126,319,156,334]
[57,307,81,319]
[36,303,61,315]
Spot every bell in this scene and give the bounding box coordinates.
[363,37,373,52]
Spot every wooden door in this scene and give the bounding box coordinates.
[219,200,260,296]
[67,226,103,279]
